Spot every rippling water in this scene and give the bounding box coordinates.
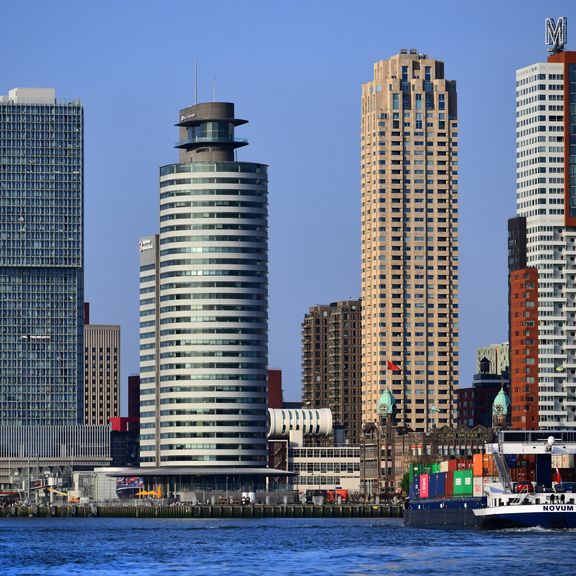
[0,516,574,575]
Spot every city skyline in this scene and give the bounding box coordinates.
[1,1,574,409]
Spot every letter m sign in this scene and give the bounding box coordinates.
[545,17,567,49]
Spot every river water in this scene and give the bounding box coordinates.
[0,516,573,575]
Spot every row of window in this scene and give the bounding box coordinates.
[159,258,267,267]
[158,304,266,313]
[160,177,265,187]
[159,235,266,245]
[157,397,264,405]
[159,408,266,416]
[158,270,265,279]
[158,327,266,336]
[158,293,265,302]
[160,162,266,176]
[155,281,266,291]
[158,431,265,439]
[158,312,265,322]
[158,385,266,394]
[160,246,265,255]
[160,189,266,200]
[156,443,264,451]
[158,373,266,382]
[160,212,265,223]
[153,339,265,349]
[160,223,266,233]
[161,200,265,210]
[155,362,267,370]
[516,73,563,87]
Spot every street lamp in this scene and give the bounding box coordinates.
[225,476,229,502]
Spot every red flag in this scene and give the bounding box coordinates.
[387,361,401,372]
[556,466,562,485]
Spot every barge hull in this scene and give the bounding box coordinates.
[404,497,486,528]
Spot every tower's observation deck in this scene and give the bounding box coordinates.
[176,102,248,162]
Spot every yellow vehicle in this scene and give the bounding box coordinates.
[47,487,80,503]
[135,486,163,499]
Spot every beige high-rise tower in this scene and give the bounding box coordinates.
[361,50,459,432]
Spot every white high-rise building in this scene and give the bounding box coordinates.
[139,102,269,468]
[509,21,576,429]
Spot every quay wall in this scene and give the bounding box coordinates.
[0,504,403,520]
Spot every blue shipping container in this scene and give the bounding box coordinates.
[409,476,420,499]
[436,472,446,497]
[426,472,447,499]
[428,473,438,498]
[505,455,518,469]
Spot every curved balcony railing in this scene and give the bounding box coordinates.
[177,136,248,147]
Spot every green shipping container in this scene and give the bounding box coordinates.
[409,463,423,479]
[431,463,441,474]
[422,464,433,474]
[453,469,473,496]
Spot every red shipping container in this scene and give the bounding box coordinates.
[457,459,472,470]
[420,473,429,498]
[516,469,527,482]
[445,471,454,497]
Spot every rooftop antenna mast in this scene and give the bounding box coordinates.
[213,77,216,102]
[195,61,198,104]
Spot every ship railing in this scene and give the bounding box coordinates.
[508,487,532,506]
[492,452,513,493]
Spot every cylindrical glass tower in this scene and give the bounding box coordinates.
[139,102,268,468]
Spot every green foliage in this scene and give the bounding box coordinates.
[401,471,410,494]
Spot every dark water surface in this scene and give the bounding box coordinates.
[0,516,574,575]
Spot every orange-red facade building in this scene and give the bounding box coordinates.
[509,268,539,429]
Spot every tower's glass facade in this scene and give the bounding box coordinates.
[0,88,83,425]
[140,102,268,468]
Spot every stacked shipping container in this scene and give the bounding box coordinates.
[408,457,480,500]
[407,451,576,502]
[407,453,567,500]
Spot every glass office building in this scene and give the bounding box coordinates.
[0,88,84,425]
[139,102,269,468]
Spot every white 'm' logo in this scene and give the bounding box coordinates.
[545,17,567,48]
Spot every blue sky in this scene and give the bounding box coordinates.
[1,0,574,408]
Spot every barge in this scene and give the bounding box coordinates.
[405,431,576,529]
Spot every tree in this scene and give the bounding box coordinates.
[401,472,410,495]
